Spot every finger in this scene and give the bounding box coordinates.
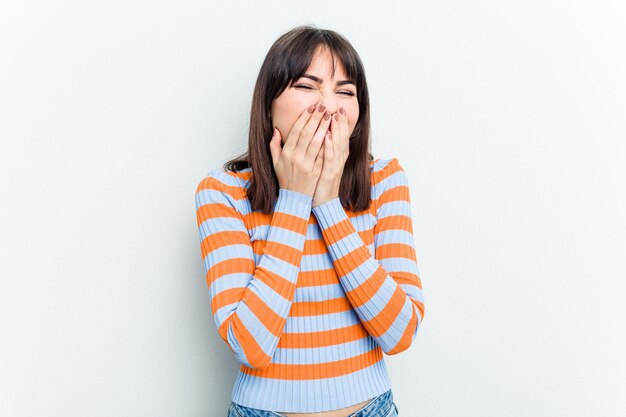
[295,103,327,155]
[330,112,339,150]
[305,110,332,160]
[338,106,349,144]
[314,135,325,173]
[283,102,319,152]
[324,129,333,161]
[268,127,282,167]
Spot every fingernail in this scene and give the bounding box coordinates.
[339,107,345,115]
[307,104,316,113]
[324,112,330,120]
[318,104,326,113]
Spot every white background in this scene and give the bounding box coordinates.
[1,1,625,416]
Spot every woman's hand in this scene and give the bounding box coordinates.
[312,107,350,208]
[269,102,331,198]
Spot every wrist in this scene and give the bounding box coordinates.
[312,192,339,207]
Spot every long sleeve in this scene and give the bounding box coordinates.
[311,158,425,355]
[195,169,312,369]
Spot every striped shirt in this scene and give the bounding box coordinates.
[194,157,425,413]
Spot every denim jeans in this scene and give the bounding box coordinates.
[227,389,399,417]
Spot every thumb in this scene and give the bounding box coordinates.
[268,127,282,164]
[324,131,332,158]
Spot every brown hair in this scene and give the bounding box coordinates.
[224,24,374,214]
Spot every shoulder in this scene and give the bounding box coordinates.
[370,157,411,214]
[196,168,245,196]
[371,157,408,187]
[195,167,250,202]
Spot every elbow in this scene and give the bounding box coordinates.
[236,349,272,369]
[219,317,274,369]
[383,313,423,355]
[221,336,273,370]
[384,336,414,355]
[223,338,273,369]
[244,354,273,370]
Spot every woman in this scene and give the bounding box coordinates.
[195,25,425,417]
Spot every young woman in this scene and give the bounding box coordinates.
[195,25,425,417]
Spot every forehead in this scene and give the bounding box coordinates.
[304,46,348,79]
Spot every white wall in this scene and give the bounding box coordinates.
[2,1,625,416]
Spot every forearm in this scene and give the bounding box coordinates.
[311,197,422,354]
[198,185,312,368]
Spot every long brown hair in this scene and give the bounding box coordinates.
[224,24,374,214]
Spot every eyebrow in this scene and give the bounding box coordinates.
[301,73,356,87]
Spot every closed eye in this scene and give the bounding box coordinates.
[294,84,356,96]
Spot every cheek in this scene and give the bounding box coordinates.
[274,97,310,132]
[348,106,360,132]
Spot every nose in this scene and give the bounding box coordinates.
[320,93,339,115]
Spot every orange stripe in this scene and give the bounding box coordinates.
[206,257,254,287]
[316,223,374,247]
[212,287,244,315]
[363,284,406,337]
[376,242,416,261]
[241,345,383,380]
[389,271,423,288]
[218,317,230,342]
[200,230,250,259]
[319,218,355,246]
[196,177,246,200]
[231,313,272,368]
[303,238,328,255]
[196,201,240,226]
[296,269,339,287]
[378,184,409,204]
[344,264,386,308]
[243,290,285,338]
[246,211,271,226]
[279,211,311,233]
[333,245,376,277]
[371,158,400,186]
[375,214,412,234]
[412,298,425,321]
[261,240,305,266]
[358,229,374,246]
[387,306,418,355]
[231,170,251,181]
[289,297,353,317]
[253,265,297,301]
[269,211,309,234]
[276,324,369,349]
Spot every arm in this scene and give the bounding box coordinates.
[311,158,425,354]
[195,169,312,369]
